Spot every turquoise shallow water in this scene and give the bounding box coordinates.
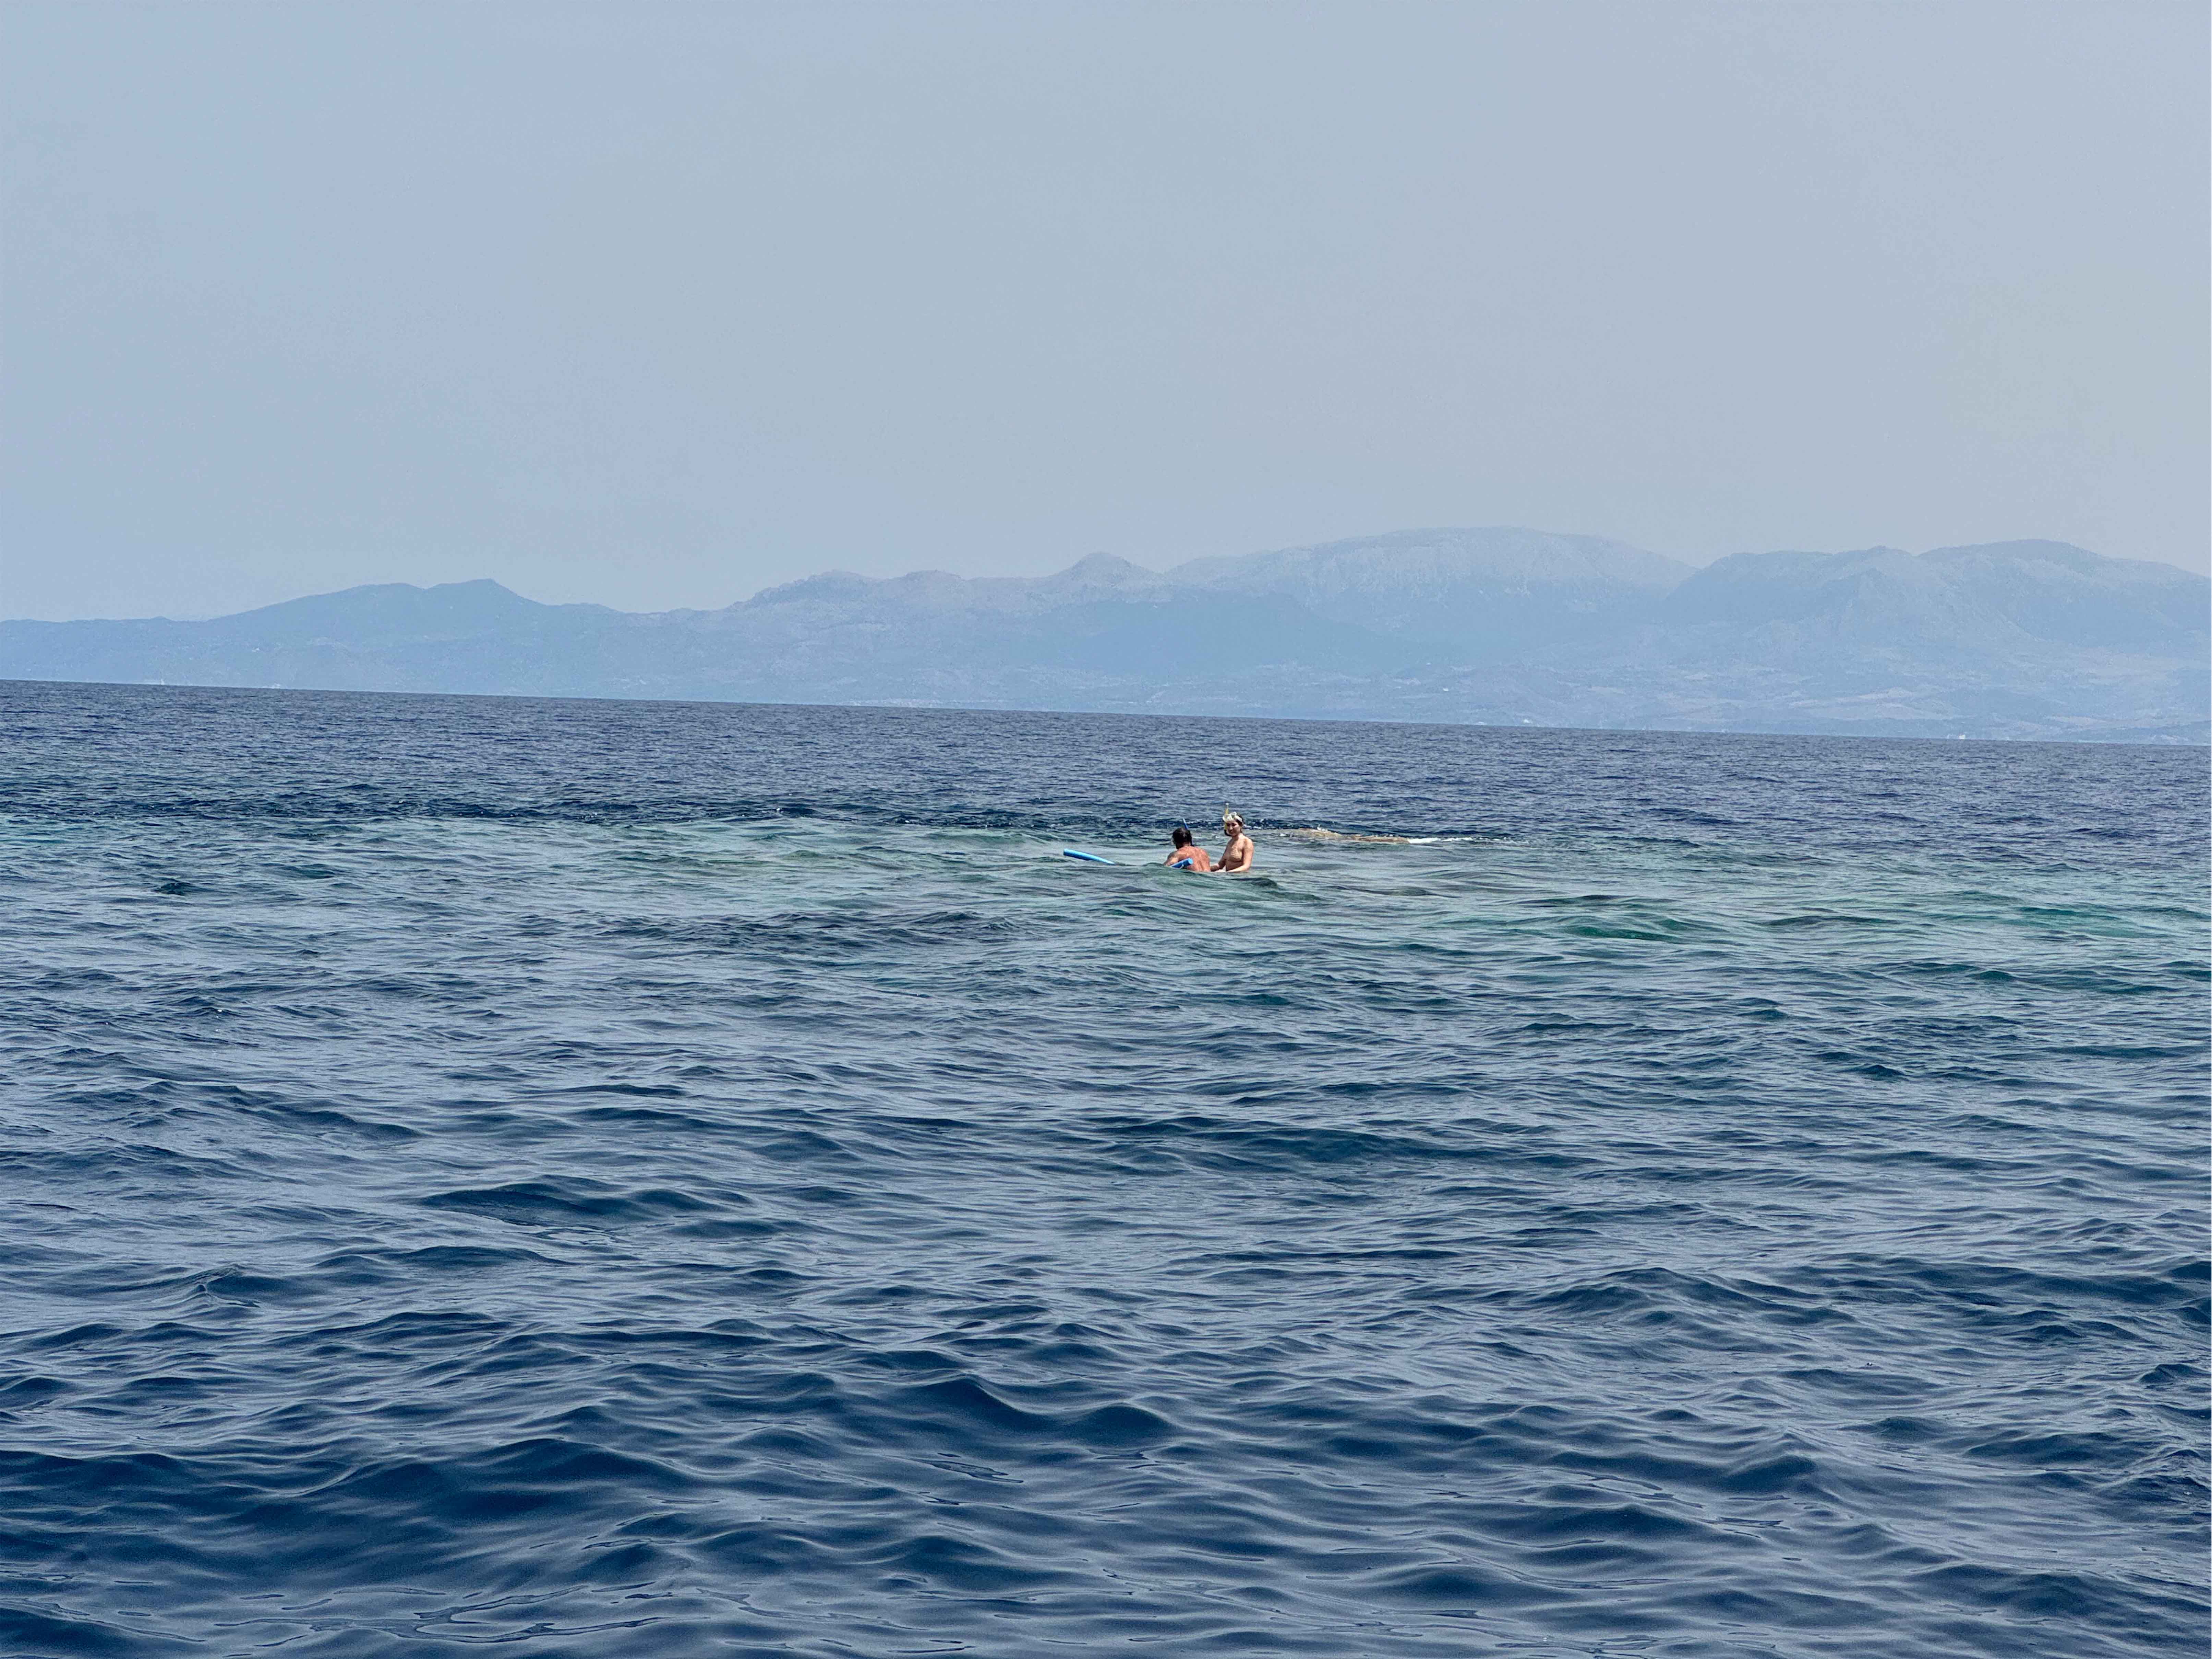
[0,680,2205,1657]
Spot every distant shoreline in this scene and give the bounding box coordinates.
[7,532,2202,746]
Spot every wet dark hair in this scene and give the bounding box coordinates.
[1171,825,1193,847]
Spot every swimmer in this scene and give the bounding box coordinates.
[1164,825,1213,871]
[1216,811,1254,874]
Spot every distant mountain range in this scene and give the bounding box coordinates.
[5,529,2206,741]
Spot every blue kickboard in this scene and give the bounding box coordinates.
[1062,849,1113,864]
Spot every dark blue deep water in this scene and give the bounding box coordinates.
[1,679,2205,1658]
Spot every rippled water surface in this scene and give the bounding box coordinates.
[1,680,2205,1657]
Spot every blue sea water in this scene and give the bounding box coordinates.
[0,678,2205,1658]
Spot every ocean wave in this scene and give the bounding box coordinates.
[0,680,2202,1656]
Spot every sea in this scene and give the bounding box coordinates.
[0,678,2204,1658]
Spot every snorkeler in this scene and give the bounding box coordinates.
[1217,812,1254,874]
[1164,825,1213,871]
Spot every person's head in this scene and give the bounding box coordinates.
[1222,811,1245,836]
[1171,825,1193,848]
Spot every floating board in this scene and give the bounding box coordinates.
[1061,849,1113,864]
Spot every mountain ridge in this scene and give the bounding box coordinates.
[5,528,2205,741]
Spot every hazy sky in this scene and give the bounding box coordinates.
[3,1,2204,619]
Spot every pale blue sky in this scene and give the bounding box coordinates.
[3,1,2204,618]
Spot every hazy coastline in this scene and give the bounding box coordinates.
[7,528,2205,743]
